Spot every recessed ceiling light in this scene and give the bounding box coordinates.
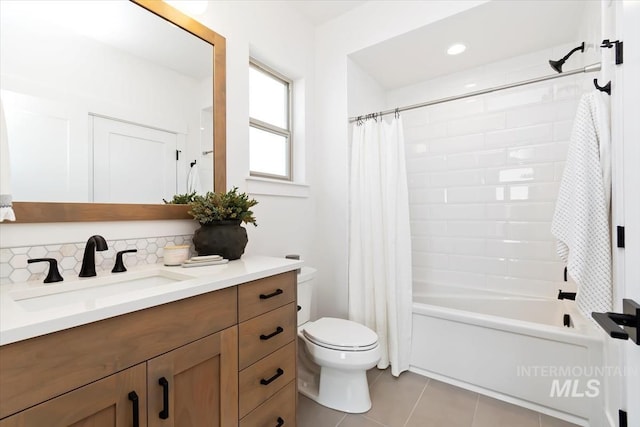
[447,43,467,55]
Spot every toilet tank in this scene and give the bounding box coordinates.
[297,267,316,326]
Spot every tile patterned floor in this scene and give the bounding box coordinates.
[297,369,581,427]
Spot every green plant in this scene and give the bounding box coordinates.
[188,187,258,226]
[163,192,197,204]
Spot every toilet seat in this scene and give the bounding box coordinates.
[302,317,378,352]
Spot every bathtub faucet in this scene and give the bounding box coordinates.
[557,289,576,300]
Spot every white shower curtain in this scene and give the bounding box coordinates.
[348,116,412,377]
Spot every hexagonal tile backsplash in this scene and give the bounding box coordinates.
[0,235,194,285]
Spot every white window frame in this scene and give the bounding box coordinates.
[249,58,293,181]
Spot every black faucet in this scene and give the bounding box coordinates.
[79,235,108,277]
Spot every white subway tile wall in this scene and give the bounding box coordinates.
[0,235,194,285]
[394,44,588,297]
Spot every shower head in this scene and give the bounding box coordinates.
[548,59,565,73]
[548,42,585,73]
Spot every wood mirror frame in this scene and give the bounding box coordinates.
[10,0,226,223]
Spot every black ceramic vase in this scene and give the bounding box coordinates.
[192,220,248,260]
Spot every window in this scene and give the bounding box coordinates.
[249,59,292,180]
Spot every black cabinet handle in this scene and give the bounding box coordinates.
[260,326,284,340]
[159,377,169,419]
[260,288,283,299]
[260,368,284,386]
[128,391,139,427]
[276,416,285,427]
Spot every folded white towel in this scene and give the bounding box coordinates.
[0,100,16,222]
[551,91,612,318]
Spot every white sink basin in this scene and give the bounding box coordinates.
[10,269,196,311]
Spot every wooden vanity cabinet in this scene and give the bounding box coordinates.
[0,270,298,427]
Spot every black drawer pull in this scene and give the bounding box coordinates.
[260,288,284,299]
[159,377,169,419]
[128,391,140,427]
[260,368,284,385]
[276,416,285,426]
[260,326,284,340]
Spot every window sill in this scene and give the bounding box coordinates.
[245,177,310,198]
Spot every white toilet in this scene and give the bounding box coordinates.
[297,267,381,413]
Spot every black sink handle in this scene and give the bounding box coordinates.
[27,258,64,283]
[112,249,138,273]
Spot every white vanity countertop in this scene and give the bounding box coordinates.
[0,255,303,346]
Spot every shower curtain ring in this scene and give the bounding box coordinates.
[395,108,400,119]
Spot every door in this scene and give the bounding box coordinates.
[92,115,178,204]
[604,1,640,426]
[147,326,238,427]
[618,1,640,425]
[0,364,146,427]
[1,90,88,202]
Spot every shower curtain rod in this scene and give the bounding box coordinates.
[348,63,602,123]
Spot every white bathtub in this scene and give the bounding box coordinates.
[410,285,605,426]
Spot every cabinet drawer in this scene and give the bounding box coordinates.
[239,303,296,370]
[239,342,296,417]
[238,272,296,322]
[240,381,296,427]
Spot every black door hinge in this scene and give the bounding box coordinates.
[617,226,625,248]
[619,409,627,427]
[176,149,181,161]
[601,39,623,65]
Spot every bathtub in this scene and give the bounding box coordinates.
[410,285,605,427]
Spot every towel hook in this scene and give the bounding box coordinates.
[600,39,623,65]
[594,78,611,95]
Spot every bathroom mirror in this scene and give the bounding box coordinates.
[1,0,226,222]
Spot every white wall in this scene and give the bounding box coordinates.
[313,1,487,318]
[199,1,317,263]
[0,2,317,274]
[347,58,386,118]
[389,44,592,298]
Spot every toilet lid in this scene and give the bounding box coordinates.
[303,317,378,351]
